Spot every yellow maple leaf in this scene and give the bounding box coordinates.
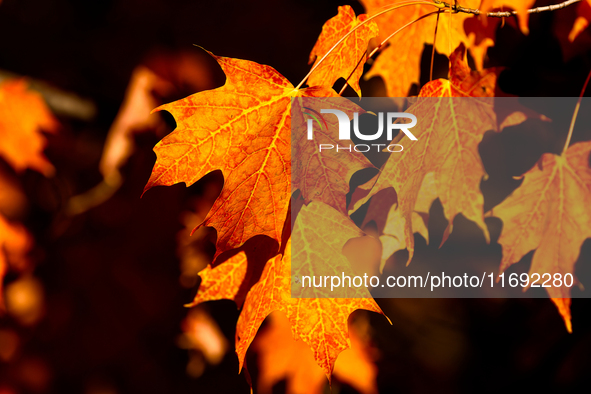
[352,44,500,263]
[492,141,591,333]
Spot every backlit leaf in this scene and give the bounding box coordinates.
[353,44,500,263]
[492,141,591,333]
[146,53,357,258]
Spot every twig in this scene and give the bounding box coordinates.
[433,0,581,17]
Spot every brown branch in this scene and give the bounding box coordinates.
[434,0,581,17]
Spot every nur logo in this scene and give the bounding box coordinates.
[303,107,418,153]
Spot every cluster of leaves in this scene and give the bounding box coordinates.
[140,0,591,390]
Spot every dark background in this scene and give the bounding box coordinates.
[0,0,591,393]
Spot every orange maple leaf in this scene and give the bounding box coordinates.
[352,44,500,263]
[146,53,371,259]
[491,141,591,333]
[0,79,57,176]
[360,0,479,97]
[308,5,379,96]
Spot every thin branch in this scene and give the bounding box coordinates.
[562,69,591,155]
[434,0,581,17]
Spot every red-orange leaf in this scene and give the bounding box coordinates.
[492,141,591,333]
[308,5,379,96]
[146,53,354,259]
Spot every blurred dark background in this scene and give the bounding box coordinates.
[0,0,591,393]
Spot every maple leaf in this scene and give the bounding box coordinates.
[360,0,478,97]
[0,79,57,176]
[308,5,379,96]
[491,141,591,333]
[236,202,388,379]
[146,53,371,259]
[352,43,499,264]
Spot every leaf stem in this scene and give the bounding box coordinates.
[294,1,442,91]
[562,69,591,155]
[430,11,440,82]
[447,2,452,64]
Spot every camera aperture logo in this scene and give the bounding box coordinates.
[304,107,418,153]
